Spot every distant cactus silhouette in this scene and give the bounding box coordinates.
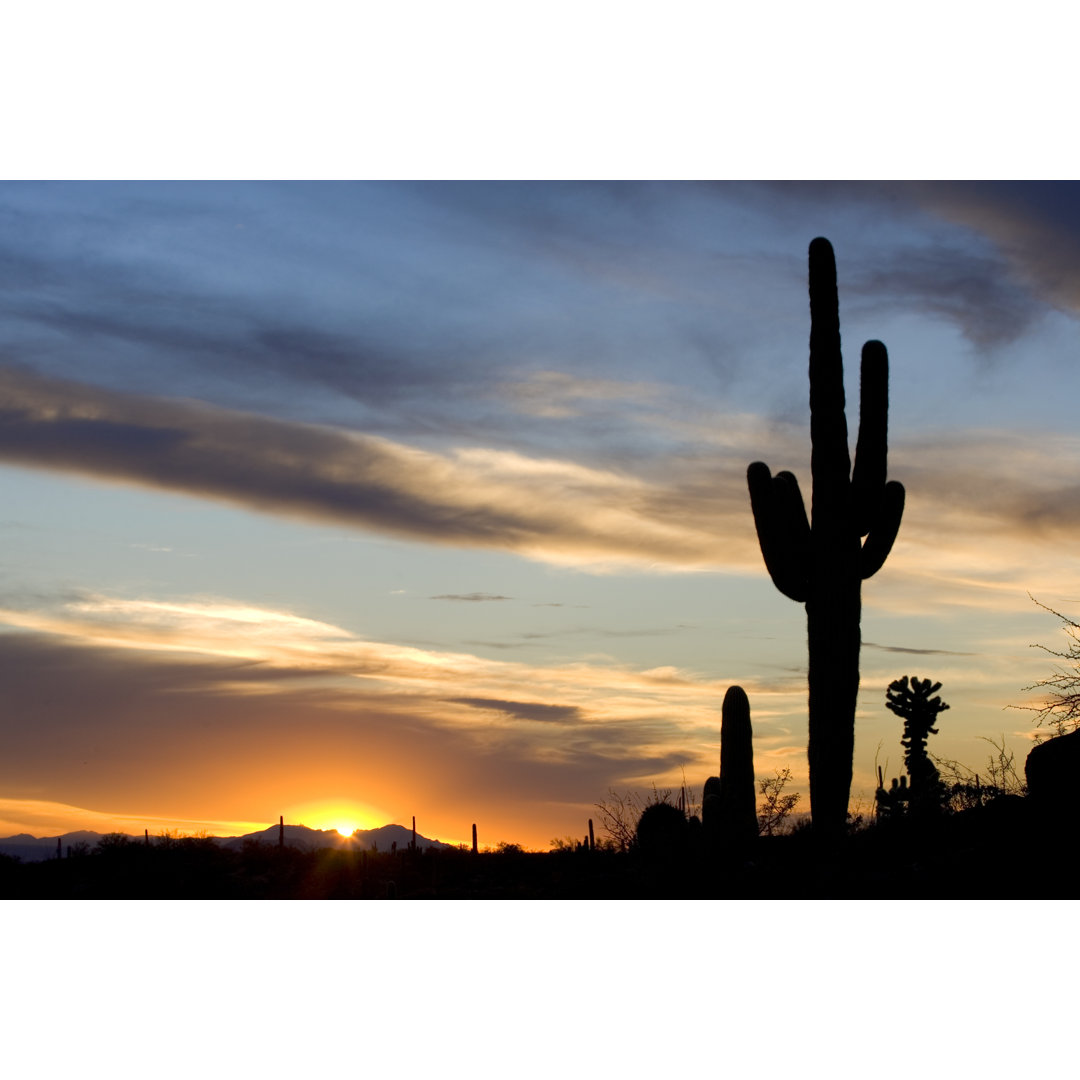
[702,685,757,848]
[875,770,909,821]
[748,238,905,838]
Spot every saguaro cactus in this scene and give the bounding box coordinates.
[747,238,905,837]
[703,685,757,848]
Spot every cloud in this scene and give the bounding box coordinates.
[847,244,1043,347]
[430,593,512,602]
[0,589,750,717]
[0,595,819,842]
[737,181,1079,346]
[8,363,1080,624]
[0,587,813,776]
[447,698,584,724]
[0,365,752,572]
[909,182,1080,316]
[501,370,666,420]
[7,362,1080,626]
[0,796,267,840]
[0,185,497,425]
[863,642,978,657]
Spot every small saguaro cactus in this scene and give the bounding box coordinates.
[471,823,478,854]
[702,685,757,848]
[748,238,905,838]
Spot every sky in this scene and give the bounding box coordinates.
[3,180,1080,850]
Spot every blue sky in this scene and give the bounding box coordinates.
[3,180,1080,847]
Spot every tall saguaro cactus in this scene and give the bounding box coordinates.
[747,238,905,838]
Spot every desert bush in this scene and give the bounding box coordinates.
[757,768,801,836]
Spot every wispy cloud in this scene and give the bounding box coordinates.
[0,589,811,796]
[501,370,666,420]
[741,181,1079,346]
[848,244,1043,347]
[910,182,1080,317]
[863,641,978,657]
[0,365,753,572]
[0,797,268,839]
[447,698,584,724]
[430,593,512,602]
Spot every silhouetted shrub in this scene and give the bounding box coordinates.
[635,801,688,859]
[757,768,801,836]
[1026,727,1080,821]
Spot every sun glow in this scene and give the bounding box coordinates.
[288,799,383,837]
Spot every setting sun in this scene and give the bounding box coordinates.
[287,799,383,837]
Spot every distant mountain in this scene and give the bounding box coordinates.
[217,822,456,853]
[0,831,105,862]
[0,823,458,862]
[355,823,457,852]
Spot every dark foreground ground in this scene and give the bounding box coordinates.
[3,803,1077,898]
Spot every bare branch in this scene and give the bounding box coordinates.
[1014,595,1080,735]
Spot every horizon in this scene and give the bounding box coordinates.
[3,181,1080,851]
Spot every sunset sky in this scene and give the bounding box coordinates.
[3,180,1080,849]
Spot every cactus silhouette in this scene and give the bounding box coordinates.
[702,685,757,848]
[748,238,905,838]
[885,675,948,814]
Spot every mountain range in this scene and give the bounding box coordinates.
[0,823,457,862]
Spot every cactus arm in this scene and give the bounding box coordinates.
[859,479,905,579]
[852,340,889,536]
[747,461,810,602]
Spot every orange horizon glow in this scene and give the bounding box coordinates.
[285,799,386,837]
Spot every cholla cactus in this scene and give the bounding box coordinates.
[885,675,949,813]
